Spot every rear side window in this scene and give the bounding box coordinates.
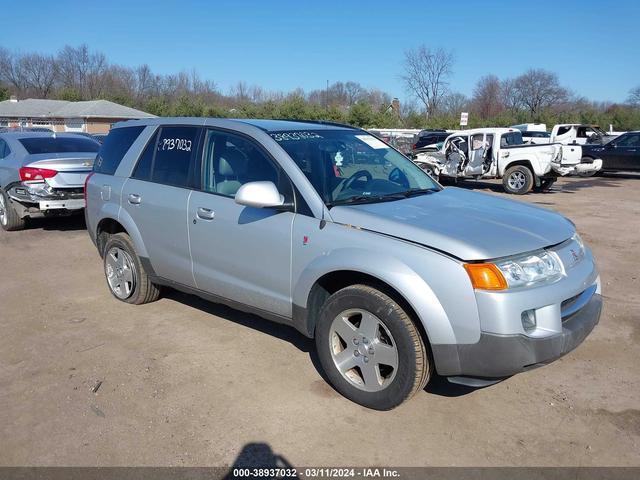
[130,126,199,188]
[151,126,199,188]
[20,136,100,155]
[94,126,144,175]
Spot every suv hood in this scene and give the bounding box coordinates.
[329,187,574,261]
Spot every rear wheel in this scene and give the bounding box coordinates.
[315,284,431,410]
[503,165,534,194]
[0,189,26,231]
[103,232,160,305]
[534,178,556,192]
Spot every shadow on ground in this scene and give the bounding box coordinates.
[225,443,297,478]
[23,213,86,231]
[163,289,479,400]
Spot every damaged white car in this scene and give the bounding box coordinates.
[412,128,602,194]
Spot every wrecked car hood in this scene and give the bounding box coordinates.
[329,187,574,261]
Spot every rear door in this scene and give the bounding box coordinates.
[122,125,201,287]
[187,128,295,317]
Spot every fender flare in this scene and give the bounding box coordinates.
[96,205,150,259]
[292,247,457,345]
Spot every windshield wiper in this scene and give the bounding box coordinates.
[327,193,406,207]
[399,188,440,197]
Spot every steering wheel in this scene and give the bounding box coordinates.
[341,169,373,193]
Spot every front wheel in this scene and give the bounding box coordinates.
[315,285,431,410]
[503,165,534,194]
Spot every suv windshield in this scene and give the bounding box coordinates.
[272,129,440,207]
[19,136,100,154]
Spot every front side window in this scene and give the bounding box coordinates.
[616,133,640,147]
[272,130,439,206]
[201,130,291,199]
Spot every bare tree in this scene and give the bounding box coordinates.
[472,75,503,119]
[19,53,57,97]
[0,47,28,92]
[401,46,454,117]
[345,81,364,105]
[513,69,569,115]
[56,44,107,98]
[441,92,468,116]
[628,85,640,106]
[500,78,521,113]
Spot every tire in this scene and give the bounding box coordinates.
[103,232,160,305]
[315,284,431,410]
[503,165,534,195]
[0,189,26,231]
[534,178,556,192]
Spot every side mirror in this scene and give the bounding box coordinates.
[235,181,286,209]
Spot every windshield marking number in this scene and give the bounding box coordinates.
[159,138,192,152]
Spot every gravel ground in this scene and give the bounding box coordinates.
[0,174,638,467]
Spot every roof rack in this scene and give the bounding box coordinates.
[273,118,357,129]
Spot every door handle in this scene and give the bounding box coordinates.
[127,193,142,205]
[196,207,215,220]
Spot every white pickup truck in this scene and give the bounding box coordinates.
[411,128,601,194]
[550,124,618,145]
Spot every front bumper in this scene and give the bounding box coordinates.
[443,289,601,381]
[432,236,601,383]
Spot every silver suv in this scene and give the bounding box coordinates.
[85,118,602,410]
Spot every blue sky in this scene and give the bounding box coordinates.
[1,0,638,103]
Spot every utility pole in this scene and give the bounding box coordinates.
[326,79,329,111]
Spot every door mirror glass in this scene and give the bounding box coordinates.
[235,181,285,208]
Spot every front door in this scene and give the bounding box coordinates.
[188,129,295,318]
[610,133,640,171]
[122,125,201,287]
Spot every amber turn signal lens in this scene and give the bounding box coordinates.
[463,263,508,290]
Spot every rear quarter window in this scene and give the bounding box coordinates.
[94,126,145,175]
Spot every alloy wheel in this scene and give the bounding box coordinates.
[508,171,527,190]
[329,308,399,392]
[105,247,136,299]
[0,193,7,226]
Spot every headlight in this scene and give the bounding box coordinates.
[494,250,563,288]
[465,250,564,290]
[572,232,586,256]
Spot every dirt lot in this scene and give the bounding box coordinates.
[1,174,639,467]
